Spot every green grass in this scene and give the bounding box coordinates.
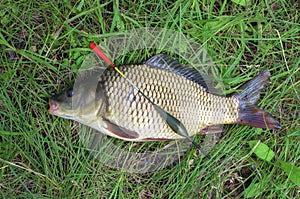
[1,0,299,198]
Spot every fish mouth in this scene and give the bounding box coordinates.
[48,99,59,115]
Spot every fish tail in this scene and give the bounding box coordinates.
[233,71,281,130]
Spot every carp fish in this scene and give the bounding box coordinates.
[48,54,281,141]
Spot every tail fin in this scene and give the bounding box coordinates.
[233,71,281,130]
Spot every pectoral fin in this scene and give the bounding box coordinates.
[103,118,139,139]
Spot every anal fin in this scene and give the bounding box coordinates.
[142,137,172,141]
[200,125,224,134]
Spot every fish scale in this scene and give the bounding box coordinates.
[101,64,238,140]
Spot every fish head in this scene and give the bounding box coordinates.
[48,87,79,119]
[49,82,104,122]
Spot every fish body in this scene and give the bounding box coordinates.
[49,54,280,141]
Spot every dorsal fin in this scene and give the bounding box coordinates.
[144,54,209,91]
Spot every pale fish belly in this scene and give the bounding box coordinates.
[100,64,239,140]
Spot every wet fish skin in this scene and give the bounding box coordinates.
[99,64,239,140]
[49,54,280,141]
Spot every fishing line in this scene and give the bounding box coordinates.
[90,42,211,159]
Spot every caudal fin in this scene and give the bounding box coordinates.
[234,71,281,130]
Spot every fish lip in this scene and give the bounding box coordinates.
[48,98,59,114]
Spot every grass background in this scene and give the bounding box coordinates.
[0,0,299,198]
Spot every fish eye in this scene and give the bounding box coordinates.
[66,88,74,98]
